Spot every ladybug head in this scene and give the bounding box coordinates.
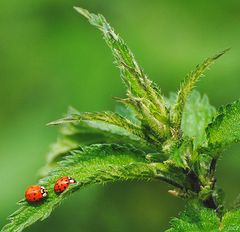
[68,177,76,184]
[40,186,48,198]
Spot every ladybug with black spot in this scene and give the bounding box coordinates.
[54,176,76,193]
[25,185,48,203]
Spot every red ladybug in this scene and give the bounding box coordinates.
[54,176,76,193]
[25,185,48,202]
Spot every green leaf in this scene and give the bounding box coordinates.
[165,140,191,169]
[2,144,158,232]
[166,203,220,232]
[74,7,167,116]
[207,99,240,149]
[181,91,216,149]
[172,49,229,130]
[40,118,155,176]
[47,110,160,158]
[48,111,146,140]
[115,105,141,126]
[220,209,240,231]
[167,205,240,232]
[74,7,171,142]
[50,122,151,160]
[165,92,177,109]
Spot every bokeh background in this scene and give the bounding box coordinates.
[1,0,240,231]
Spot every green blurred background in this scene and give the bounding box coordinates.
[1,0,240,231]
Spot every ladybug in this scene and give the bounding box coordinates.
[54,176,76,193]
[25,185,48,203]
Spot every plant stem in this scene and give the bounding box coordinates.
[203,194,218,211]
[155,175,185,191]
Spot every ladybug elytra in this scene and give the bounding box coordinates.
[54,176,76,193]
[25,185,48,202]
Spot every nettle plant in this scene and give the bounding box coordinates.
[2,7,240,232]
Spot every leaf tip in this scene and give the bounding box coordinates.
[73,6,91,19]
[46,119,64,126]
[46,121,55,126]
[213,48,231,60]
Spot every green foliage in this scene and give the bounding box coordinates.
[166,203,220,232]
[74,7,170,143]
[166,139,191,169]
[220,209,240,231]
[207,99,240,150]
[73,7,167,113]
[2,144,158,232]
[41,109,156,176]
[181,91,216,149]
[48,111,145,140]
[172,49,228,130]
[2,6,239,232]
[167,204,240,232]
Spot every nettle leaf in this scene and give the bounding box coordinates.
[115,105,141,126]
[207,99,240,150]
[48,111,145,139]
[46,111,155,163]
[48,115,152,160]
[172,50,228,130]
[74,7,171,143]
[2,144,158,232]
[167,205,240,232]
[166,140,191,169]
[181,91,216,149]
[40,118,155,176]
[74,7,167,116]
[165,92,177,109]
[166,204,220,232]
[220,209,240,231]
